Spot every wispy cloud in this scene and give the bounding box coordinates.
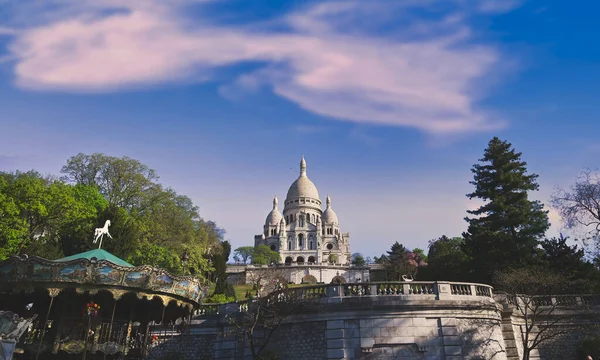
[1,0,520,134]
[293,125,329,134]
[477,0,523,14]
[0,27,17,36]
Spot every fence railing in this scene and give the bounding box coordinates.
[195,281,495,316]
[502,293,600,308]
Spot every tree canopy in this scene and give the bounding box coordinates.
[0,153,226,279]
[251,245,280,265]
[420,236,468,281]
[351,253,366,266]
[463,137,550,284]
[374,242,427,281]
[234,246,254,264]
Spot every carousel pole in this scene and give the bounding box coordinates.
[35,288,60,360]
[103,297,118,360]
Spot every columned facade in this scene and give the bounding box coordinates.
[254,157,351,265]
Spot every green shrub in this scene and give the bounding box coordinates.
[331,275,346,284]
[301,275,318,284]
[204,293,235,304]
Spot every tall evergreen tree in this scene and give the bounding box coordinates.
[463,137,549,284]
[385,242,409,281]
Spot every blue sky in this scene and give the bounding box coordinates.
[0,0,598,258]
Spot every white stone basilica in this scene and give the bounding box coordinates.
[254,157,351,265]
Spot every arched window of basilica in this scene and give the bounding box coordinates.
[309,240,313,250]
[288,241,292,250]
[298,234,304,248]
[299,214,305,227]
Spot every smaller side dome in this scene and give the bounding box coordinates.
[322,195,339,224]
[265,196,283,225]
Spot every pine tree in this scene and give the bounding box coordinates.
[384,242,409,281]
[463,137,549,284]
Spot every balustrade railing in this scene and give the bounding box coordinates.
[253,281,494,300]
[502,294,600,308]
[451,284,472,295]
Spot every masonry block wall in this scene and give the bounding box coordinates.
[146,294,600,360]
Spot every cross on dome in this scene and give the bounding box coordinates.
[300,156,307,177]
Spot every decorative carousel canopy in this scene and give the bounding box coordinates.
[57,249,134,267]
[0,250,208,308]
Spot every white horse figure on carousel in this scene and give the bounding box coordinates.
[93,220,113,249]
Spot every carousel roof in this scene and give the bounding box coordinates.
[57,249,134,267]
[0,250,207,309]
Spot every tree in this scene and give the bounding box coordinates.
[60,153,225,277]
[212,241,231,295]
[251,245,279,265]
[365,256,373,265]
[225,285,317,359]
[61,153,159,210]
[327,253,338,265]
[235,246,255,264]
[463,137,550,284]
[495,267,596,360]
[411,248,427,263]
[382,242,411,281]
[422,236,469,281]
[351,253,366,266]
[0,176,28,260]
[0,171,107,259]
[551,170,600,256]
[538,235,599,292]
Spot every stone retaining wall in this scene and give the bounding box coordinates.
[146,283,600,360]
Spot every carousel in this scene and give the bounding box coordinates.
[0,221,207,360]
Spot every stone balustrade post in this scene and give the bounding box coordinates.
[326,284,342,298]
[402,283,411,295]
[370,284,378,296]
[470,285,477,297]
[436,281,451,300]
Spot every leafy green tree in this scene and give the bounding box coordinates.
[463,137,550,284]
[60,153,225,277]
[538,235,599,292]
[234,246,254,264]
[61,153,159,210]
[0,171,107,259]
[380,242,413,281]
[328,253,338,265]
[421,236,469,281]
[251,245,279,265]
[0,176,28,260]
[213,241,231,295]
[351,253,366,266]
[411,248,427,262]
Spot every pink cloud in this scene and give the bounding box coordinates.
[3,0,518,134]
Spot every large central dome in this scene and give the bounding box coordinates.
[285,157,320,201]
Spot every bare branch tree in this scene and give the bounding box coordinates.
[224,285,324,360]
[551,169,600,238]
[495,268,596,360]
[245,267,289,297]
